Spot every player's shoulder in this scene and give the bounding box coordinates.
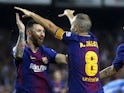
[88,32,95,36]
[40,45,53,50]
[63,31,79,42]
[40,45,56,53]
[64,31,77,37]
[117,43,124,48]
[117,43,124,51]
[40,45,46,49]
[39,45,50,52]
[88,32,98,40]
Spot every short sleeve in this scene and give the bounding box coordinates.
[63,31,79,45]
[55,28,79,45]
[42,45,57,61]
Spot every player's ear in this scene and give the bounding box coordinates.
[26,30,31,37]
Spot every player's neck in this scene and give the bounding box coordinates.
[26,40,39,53]
[78,32,90,37]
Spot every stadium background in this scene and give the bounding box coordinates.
[0,0,124,92]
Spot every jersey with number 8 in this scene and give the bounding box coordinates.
[55,29,104,93]
[85,51,98,76]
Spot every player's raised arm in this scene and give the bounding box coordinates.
[58,9,75,25]
[14,7,60,36]
[13,13,26,59]
[100,65,118,79]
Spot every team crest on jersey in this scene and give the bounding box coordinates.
[42,57,48,64]
[65,32,71,37]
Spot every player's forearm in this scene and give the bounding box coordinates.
[66,14,74,25]
[30,12,58,35]
[100,65,117,79]
[55,54,67,64]
[13,31,25,59]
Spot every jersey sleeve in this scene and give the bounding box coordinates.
[42,45,57,62]
[112,44,124,70]
[55,28,79,45]
[88,32,98,41]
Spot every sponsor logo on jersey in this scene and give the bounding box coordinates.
[30,63,47,72]
[82,77,99,82]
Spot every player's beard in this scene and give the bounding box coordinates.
[31,35,44,47]
[37,37,44,46]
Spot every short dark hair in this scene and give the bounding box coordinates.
[26,20,38,31]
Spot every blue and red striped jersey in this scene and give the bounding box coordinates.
[13,45,57,93]
[55,29,104,93]
[112,43,124,70]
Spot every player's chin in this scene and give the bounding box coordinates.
[38,40,44,46]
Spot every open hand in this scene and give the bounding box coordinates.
[58,9,75,17]
[14,6,32,17]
